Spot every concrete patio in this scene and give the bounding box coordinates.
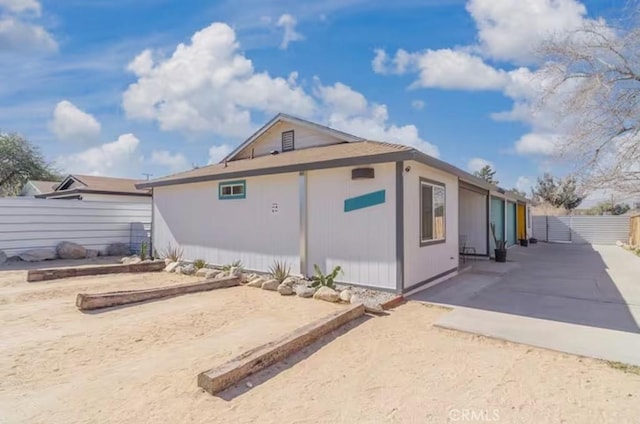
[411,243,640,366]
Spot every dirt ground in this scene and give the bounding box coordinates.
[1,270,639,424]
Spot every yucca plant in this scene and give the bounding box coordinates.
[310,264,342,289]
[193,259,207,270]
[139,242,148,261]
[222,260,244,272]
[269,260,291,283]
[490,223,506,251]
[160,243,183,262]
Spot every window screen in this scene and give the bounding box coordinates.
[420,180,446,244]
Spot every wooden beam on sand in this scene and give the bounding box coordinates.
[197,303,365,396]
[27,261,166,282]
[76,276,240,311]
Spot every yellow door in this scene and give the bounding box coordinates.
[517,204,526,239]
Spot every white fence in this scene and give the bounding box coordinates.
[532,215,630,245]
[0,198,152,256]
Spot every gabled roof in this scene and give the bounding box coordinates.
[28,180,60,194]
[221,113,365,162]
[38,174,150,198]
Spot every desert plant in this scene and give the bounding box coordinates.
[160,243,183,262]
[222,260,243,272]
[310,264,342,289]
[139,242,148,261]
[269,260,291,283]
[193,258,207,270]
[490,223,506,251]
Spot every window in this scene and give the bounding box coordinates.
[281,130,294,152]
[420,178,446,245]
[219,180,246,199]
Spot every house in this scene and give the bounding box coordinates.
[35,174,151,203]
[139,114,530,294]
[19,180,61,197]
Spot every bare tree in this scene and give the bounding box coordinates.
[537,3,640,194]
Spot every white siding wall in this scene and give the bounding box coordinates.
[459,188,488,255]
[307,163,397,291]
[153,173,299,272]
[403,161,459,289]
[234,121,344,159]
[0,198,151,256]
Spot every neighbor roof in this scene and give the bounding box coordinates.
[29,180,60,194]
[38,174,151,198]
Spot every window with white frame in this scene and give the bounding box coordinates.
[420,178,446,245]
[219,180,246,199]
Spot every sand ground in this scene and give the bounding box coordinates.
[1,269,639,424]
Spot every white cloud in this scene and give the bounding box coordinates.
[467,157,494,173]
[123,22,315,137]
[514,133,558,156]
[50,100,101,143]
[276,13,303,49]
[0,16,56,52]
[315,81,439,157]
[150,150,190,173]
[371,48,416,75]
[55,134,143,177]
[0,0,40,15]
[515,176,532,193]
[208,144,233,164]
[466,0,590,64]
[411,100,425,110]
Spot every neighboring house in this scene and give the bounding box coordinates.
[19,180,61,197]
[36,174,151,203]
[139,113,530,294]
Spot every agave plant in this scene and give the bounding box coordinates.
[222,260,244,272]
[193,258,207,270]
[160,243,183,262]
[269,260,291,283]
[310,264,342,289]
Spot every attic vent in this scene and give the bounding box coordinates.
[352,167,375,179]
[281,130,294,152]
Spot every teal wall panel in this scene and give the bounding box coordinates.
[344,190,386,212]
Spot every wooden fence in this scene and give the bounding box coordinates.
[631,215,640,246]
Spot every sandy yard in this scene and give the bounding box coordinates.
[1,269,639,424]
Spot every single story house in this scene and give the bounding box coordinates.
[139,114,530,294]
[36,174,151,203]
[19,180,61,197]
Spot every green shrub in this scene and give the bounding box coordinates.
[269,260,291,283]
[160,244,183,262]
[310,264,342,289]
[139,242,148,261]
[193,259,207,270]
[222,260,243,272]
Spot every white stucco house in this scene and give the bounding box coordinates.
[139,114,530,294]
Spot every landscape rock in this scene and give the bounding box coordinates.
[164,262,179,272]
[121,255,141,265]
[277,282,294,295]
[228,266,242,277]
[295,285,316,298]
[195,268,208,278]
[339,289,353,303]
[313,286,339,302]
[164,258,173,266]
[0,250,6,265]
[247,277,264,288]
[174,266,183,274]
[18,248,57,262]
[57,241,86,259]
[281,276,297,286]
[350,295,384,314]
[107,242,130,257]
[215,271,229,280]
[204,269,221,279]
[180,264,196,275]
[85,249,100,259]
[261,279,279,291]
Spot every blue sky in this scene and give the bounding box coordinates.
[0,0,622,192]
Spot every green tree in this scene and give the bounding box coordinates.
[0,132,60,196]
[588,202,631,216]
[474,165,499,185]
[508,188,527,198]
[532,173,584,212]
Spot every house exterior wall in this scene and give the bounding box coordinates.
[403,160,459,290]
[234,121,345,159]
[153,173,300,272]
[459,187,488,255]
[307,163,397,291]
[75,193,151,203]
[19,182,41,197]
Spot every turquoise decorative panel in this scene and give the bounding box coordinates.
[344,190,386,212]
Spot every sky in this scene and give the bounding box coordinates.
[0,0,628,194]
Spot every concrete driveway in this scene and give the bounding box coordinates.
[410,243,640,366]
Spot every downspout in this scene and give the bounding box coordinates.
[298,171,308,277]
[395,161,405,294]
